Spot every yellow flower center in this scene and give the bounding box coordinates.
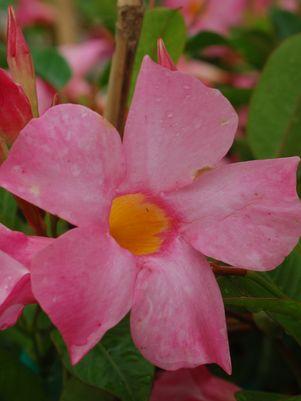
[109,193,171,256]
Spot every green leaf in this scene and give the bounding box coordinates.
[76,0,117,32]
[218,85,252,107]
[53,318,154,401]
[236,390,301,401]
[186,31,230,57]
[60,378,116,401]
[270,8,301,40]
[32,47,72,90]
[0,349,47,401]
[247,34,301,158]
[268,244,301,302]
[129,7,186,101]
[219,272,301,346]
[0,188,23,230]
[230,29,274,69]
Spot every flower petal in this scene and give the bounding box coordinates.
[165,157,301,270]
[122,56,237,194]
[131,237,230,372]
[0,68,32,144]
[151,366,239,401]
[0,250,33,330]
[0,223,52,267]
[31,226,138,364]
[0,104,125,227]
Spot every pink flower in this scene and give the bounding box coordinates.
[16,0,56,28]
[0,224,51,329]
[164,0,247,35]
[0,50,300,372]
[60,38,114,100]
[150,366,239,401]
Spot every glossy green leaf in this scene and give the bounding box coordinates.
[129,7,186,100]
[247,34,301,158]
[32,47,72,90]
[60,378,116,401]
[219,272,301,346]
[268,244,301,301]
[53,318,154,401]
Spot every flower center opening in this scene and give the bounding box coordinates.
[109,193,171,256]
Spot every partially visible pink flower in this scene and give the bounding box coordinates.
[60,38,114,100]
[164,0,247,35]
[150,366,239,401]
[177,57,230,85]
[0,46,300,372]
[250,0,298,14]
[16,0,56,28]
[0,224,51,329]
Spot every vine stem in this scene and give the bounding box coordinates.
[105,0,144,135]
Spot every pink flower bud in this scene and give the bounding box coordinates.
[7,6,38,117]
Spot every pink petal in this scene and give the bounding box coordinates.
[131,237,230,372]
[165,0,246,35]
[0,104,125,227]
[0,250,33,330]
[16,0,56,27]
[60,38,113,78]
[165,157,301,270]
[36,77,56,115]
[31,226,138,364]
[0,224,52,329]
[151,366,239,401]
[122,56,237,194]
[0,68,32,143]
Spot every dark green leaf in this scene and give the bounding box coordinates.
[236,390,301,401]
[186,31,230,57]
[270,8,301,40]
[53,318,154,401]
[247,34,301,158]
[129,7,186,100]
[219,272,301,346]
[0,188,20,230]
[32,47,72,90]
[230,29,274,68]
[218,85,252,107]
[0,349,47,401]
[60,378,116,401]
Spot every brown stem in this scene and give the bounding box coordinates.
[53,0,78,44]
[211,262,247,276]
[105,0,144,135]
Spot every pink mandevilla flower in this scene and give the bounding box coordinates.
[0,224,51,330]
[60,38,114,100]
[150,366,239,401]
[164,0,247,35]
[0,44,301,372]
